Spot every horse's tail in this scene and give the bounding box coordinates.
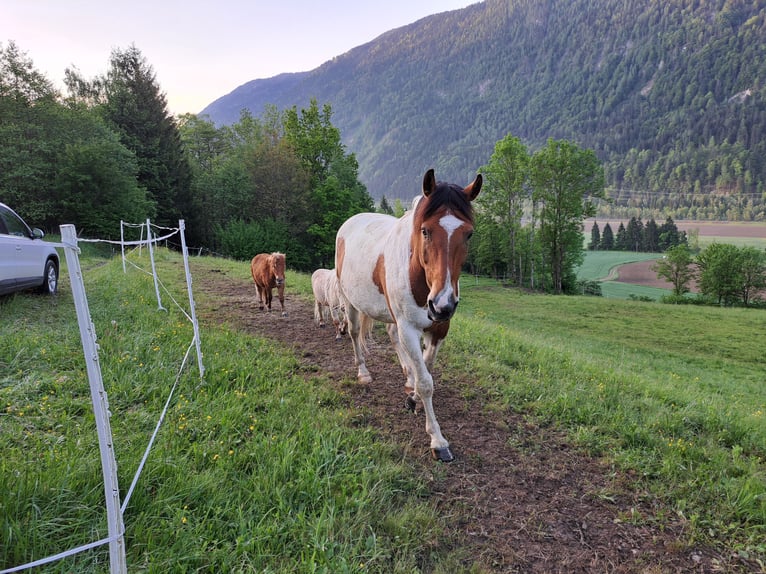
[356,313,375,355]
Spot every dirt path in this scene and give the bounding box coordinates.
[194,267,755,573]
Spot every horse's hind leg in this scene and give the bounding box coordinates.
[314,299,326,328]
[256,285,265,311]
[330,305,345,340]
[346,306,371,383]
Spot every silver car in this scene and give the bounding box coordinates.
[0,202,60,296]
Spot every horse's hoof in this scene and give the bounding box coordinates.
[431,447,454,463]
[281,312,288,317]
[405,393,417,412]
[358,374,373,384]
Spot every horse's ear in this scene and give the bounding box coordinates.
[422,169,436,197]
[464,173,482,201]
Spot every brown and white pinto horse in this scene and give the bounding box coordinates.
[335,169,481,462]
[311,268,347,340]
[250,252,287,316]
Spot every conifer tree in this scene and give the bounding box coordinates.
[68,45,192,230]
[600,222,614,250]
[615,222,629,250]
[588,221,601,250]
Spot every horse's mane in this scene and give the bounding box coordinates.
[418,182,473,222]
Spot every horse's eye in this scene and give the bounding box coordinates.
[421,228,430,240]
[465,231,473,242]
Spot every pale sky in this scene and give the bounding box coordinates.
[2,1,478,116]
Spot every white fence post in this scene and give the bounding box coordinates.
[179,220,205,380]
[146,219,166,311]
[120,220,126,274]
[60,225,127,574]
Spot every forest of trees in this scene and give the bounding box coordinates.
[202,0,766,223]
[2,41,611,294]
[587,217,688,253]
[0,42,373,272]
[3,40,764,302]
[467,135,605,294]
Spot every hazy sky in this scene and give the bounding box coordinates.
[3,1,478,116]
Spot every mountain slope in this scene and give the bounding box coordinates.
[201,0,766,219]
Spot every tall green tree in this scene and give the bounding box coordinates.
[615,222,629,250]
[658,217,682,251]
[652,243,695,297]
[53,106,152,238]
[735,246,766,307]
[0,41,60,223]
[67,45,192,231]
[626,216,644,252]
[477,134,530,284]
[1,42,151,236]
[696,243,741,305]
[588,222,601,250]
[283,98,372,268]
[644,218,659,252]
[530,138,605,293]
[600,222,614,250]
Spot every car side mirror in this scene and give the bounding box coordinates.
[32,227,45,239]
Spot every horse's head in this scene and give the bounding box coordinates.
[271,252,286,286]
[410,169,482,322]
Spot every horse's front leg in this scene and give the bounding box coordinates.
[398,325,453,462]
[386,323,415,395]
[422,321,449,371]
[277,285,287,317]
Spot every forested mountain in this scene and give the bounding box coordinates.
[201,0,766,221]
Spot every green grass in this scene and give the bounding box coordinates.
[2,250,765,571]
[451,282,766,552]
[598,280,671,300]
[699,235,766,249]
[576,251,661,281]
[1,250,443,573]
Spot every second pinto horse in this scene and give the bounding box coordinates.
[335,169,481,462]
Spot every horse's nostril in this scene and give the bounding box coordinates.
[428,299,456,321]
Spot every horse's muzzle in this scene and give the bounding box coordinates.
[427,299,457,322]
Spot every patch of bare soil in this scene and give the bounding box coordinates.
[194,267,757,573]
[614,260,701,292]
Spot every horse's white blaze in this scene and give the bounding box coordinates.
[439,213,464,238]
[430,269,454,311]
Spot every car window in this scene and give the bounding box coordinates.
[0,206,31,237]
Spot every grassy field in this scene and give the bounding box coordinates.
[1,249,445,573]
[452,278,766,551]
[579,221,766,300]
[576,251,671,300]
[575,251,661,282]
[1,249,765,571]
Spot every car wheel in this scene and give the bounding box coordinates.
[38,260,59,295]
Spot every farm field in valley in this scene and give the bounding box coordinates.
[581,220,766,298]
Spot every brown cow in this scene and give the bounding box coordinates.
[250,252,287,316]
